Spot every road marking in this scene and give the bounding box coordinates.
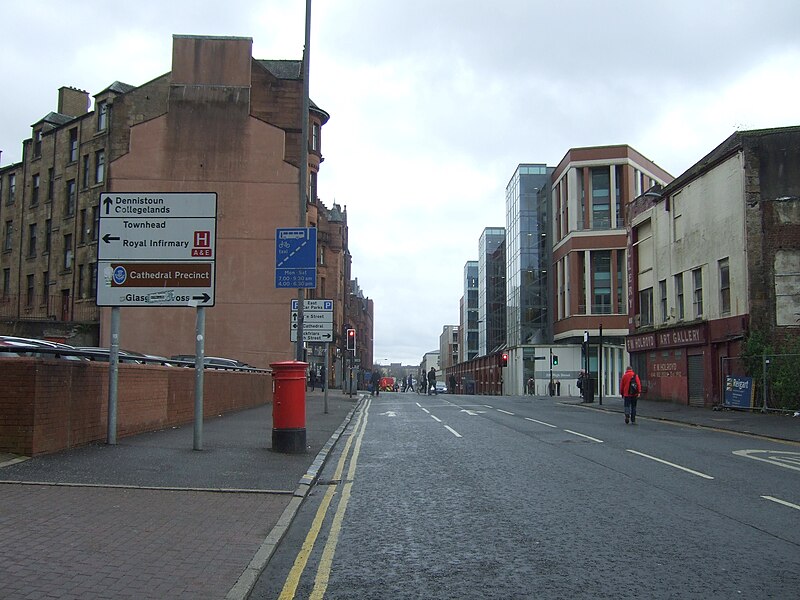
[379,411,397,417]
[761,496,800,511]
[733,450,800,473]
[626,449,714,479]
[420,407,430,414]
[497,409,514,415]
[483,405,494,409]
[564,429,604,443]
[444,425,463,438]
[415,402,422,408]
[525,417,557,428]
[278,399,370,599]
[431,415,442,423]
[310,398,371,599]
[461,409,486,416]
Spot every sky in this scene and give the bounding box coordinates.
[2,0,799,365]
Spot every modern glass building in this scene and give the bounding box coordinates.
[461,261,479,361]
[506,164,553,347]
[478,227,506,356]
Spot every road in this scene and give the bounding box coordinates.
[251,393,800,599]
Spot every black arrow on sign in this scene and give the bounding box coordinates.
[102,234,120,243]
[193,293,211,303]
[103,197,113,214]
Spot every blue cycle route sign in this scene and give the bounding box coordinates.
[275,227,317,289]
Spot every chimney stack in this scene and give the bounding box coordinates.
[57,86,90,117]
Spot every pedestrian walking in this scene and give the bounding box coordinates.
[309,369,317,391]
[449,374,456,394]
[620,366,642,424]
[527,377,534,395]
[427,367,437,395]
[406,374,415,393]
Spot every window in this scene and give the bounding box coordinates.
[26,274,35,306]
[674,273,685,320]
[672,192,683,242]
[79,209,87,244]
[692,267,703,318]
[78,264,85,298]
[89,262,97,296]
[31,174,40,206]
[591,250,612,314]
[33,129,43,158]
[7,173,15,204]
[63,234,73,271]
[28,223,37,257]
[47,168,54,202]
[97,101,108,131]
[42,270,49,300]
[659,279,667,323]
[719,258,730,315]
[66,180,76,216]
[591,167,611,228]
[68,128,78,162]
[95,150,105,184]
[81,154,90,189]
[91,204,100,241]
[639,287,653,326]
[2,268,10,298]
[312,122,320,151]
[44,219,52,253]
[3,220,12,251]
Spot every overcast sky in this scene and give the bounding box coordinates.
[2,1,799,365]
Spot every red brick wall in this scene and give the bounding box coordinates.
[1,358,272,456]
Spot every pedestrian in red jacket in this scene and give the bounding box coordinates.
[620,366,642,424]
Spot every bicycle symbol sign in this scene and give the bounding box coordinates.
[275,227,317,289]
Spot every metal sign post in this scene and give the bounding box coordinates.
[97,192,217,450]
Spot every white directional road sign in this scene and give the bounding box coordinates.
[290,299,334,342]
[96,193,217,307]
[98,218,216,261]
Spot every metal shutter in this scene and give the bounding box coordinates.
[687,354,705,407]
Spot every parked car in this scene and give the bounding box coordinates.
[435,381,448,394]
[76,347,147,364]
[169,354,253,370]
[0,336,85,360]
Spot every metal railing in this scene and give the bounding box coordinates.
[0,295,100,322]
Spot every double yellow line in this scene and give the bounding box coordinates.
[279,397,371,599]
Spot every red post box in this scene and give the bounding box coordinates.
[270,360,307,453]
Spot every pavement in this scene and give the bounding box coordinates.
[1,390,798,600]
[560,394,800,444]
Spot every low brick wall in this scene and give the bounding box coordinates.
[0,358,272,456]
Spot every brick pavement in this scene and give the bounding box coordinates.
[0,390,359,600]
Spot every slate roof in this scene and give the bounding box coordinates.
[257,60,302,80]
[662,125,800,196]
[95,81,136,96]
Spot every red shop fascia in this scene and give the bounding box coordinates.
[625,316,747,406]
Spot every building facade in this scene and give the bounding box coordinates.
[439,324,459,373]
[478,227,506,356]
[504,164,553,395]
[459,260,478,362]
[625,127,800,407]
[0,35,363,373]
[550,145,673,398]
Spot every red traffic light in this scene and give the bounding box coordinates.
[501,352,508,367]
[346,328,356,351]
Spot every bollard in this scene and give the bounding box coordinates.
[270,360,308,453]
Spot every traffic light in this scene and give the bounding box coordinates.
[501,352,508,367]
[346,328,356,351]
[552,354,559,366]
